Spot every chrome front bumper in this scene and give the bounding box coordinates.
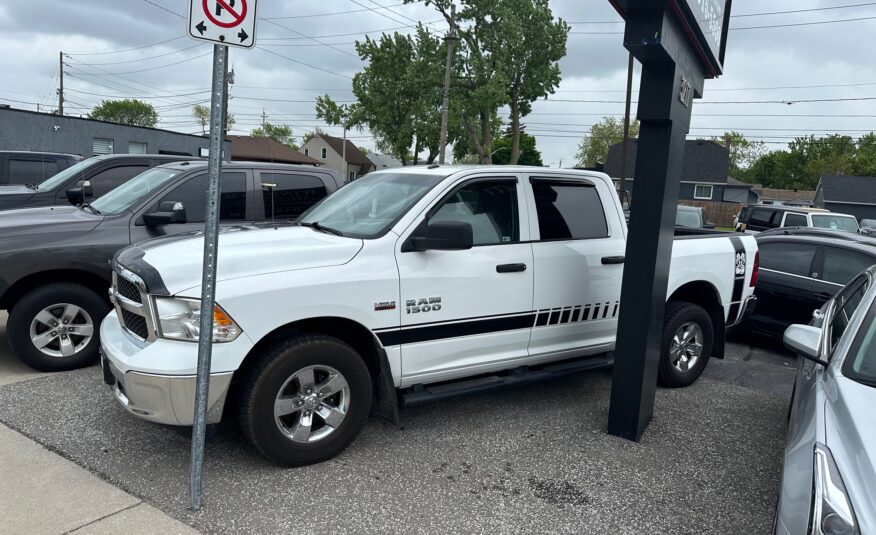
[102,350,233,426]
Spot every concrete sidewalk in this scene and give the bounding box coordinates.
[0,312,200,535]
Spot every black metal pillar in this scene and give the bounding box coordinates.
[607,3,705,441]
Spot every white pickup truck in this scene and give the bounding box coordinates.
[101,166,758,466]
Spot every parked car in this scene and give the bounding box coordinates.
[860,218,876,235]
[735,205,860,234]
[101,166,758,466]
[746,232,876,338]
[675,205,715,229]
[0,161,341,371]
[777,266,875,535]
[0,151,82,186]
[0,154,199,212]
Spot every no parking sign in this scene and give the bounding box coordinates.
[188,0,257,48]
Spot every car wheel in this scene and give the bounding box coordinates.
[7,284,109,372]
[238,335,372,466]
[658,301,714,388]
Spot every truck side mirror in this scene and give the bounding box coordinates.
[65,180,91,204]
[402,220,473,252]
[143,201,187,227]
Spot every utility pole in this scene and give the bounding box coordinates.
[261,108,267,127]
[222,66,234,141]
[438,3,457,164]
[58,51,64,116]
[619,52,634,204]
[342,125,348,182]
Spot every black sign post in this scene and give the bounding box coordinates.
[606,0,731,440]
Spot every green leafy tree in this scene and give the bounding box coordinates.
[712,131,767,179]
[192,104,235,134]
[575,116,640,168]
[251,122,297,149]
[854,132,876,176]
[492,131,542,166]
[90,99,158,127]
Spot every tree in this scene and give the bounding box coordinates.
[495,0,568,164]
[90,99,158,127]
[492,132,542,166]
[192,104,235,134]
[575,116,640,168]
[712,131,767,179]
[854,132,876,176]
[251,122,297,149]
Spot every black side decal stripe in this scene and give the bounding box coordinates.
[377,313,536,346]
[729,236,747,324]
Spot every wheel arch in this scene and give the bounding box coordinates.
[232,316,399,424]
[0,269,111,311]
[667,280,726,358]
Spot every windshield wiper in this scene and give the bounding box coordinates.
[80,202,101,215]
[299,221,343,236]
[24,183,38,190]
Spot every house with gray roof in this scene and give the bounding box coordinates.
[815,175,876,221]
[604,139,758,204]
[367,151,402,170]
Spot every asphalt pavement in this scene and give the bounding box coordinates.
[0,317,795,535]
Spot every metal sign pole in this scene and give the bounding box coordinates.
[189,43,228,512]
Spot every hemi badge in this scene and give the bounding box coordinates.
[374,301,396,311]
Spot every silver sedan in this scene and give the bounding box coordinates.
[778,266,876,535]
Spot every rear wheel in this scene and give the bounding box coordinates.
[7,284,108,372]
[238,335,372,466]
[659,301,713,387]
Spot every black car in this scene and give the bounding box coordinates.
[746,232,876,337]
[0,154,199,212]
[0,161,341,371]
[0,151,82,185]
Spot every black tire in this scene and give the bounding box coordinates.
[658,301,714,388]
[238,335,372,467]
[7,283,109,372]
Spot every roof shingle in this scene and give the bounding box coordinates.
[227,135,321,165]
[819,175,876,204]
[605,139,730,183]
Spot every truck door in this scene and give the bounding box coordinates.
[394,176,534,385]
[526,176,626,357]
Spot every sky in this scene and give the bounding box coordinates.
[1,0,875,167]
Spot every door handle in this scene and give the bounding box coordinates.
[601,256,625,265]
[496,263,527,273]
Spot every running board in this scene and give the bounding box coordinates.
[400,353,613,407]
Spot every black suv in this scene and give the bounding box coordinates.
[0,161,341,371]
[0,151,82,185]
[0,154,199,212]
[735,205,860,233]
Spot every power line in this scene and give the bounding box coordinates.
[256,47,354,79]
[72,44,203,66]
[567,1,876,23]
[263,19,359,58]
[66,51,212,75]
[66,36,186,56]
[264,3,408,20]
[569,15,876,34]
[142,0,184,18]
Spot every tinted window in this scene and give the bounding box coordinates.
[260,173,327,220]
[783,213,807,227]
[88,165,149,197]
[811,214,860,233]
[533,181,608,240]
[829,275,870,355]
[749,209,779,228]
[8,158,60,184]
[431,180,519,246]
[758,242,817,277]
[823,247,876,286]
[154,172,247,222]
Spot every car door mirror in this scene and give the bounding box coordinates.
[143,201,187,227]
[783,324,828,366]
[65,180,91,204]
[403,220,473,252]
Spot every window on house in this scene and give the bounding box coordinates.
[304,148,309,156]
[693,184,713,200]
[321,147,327,159]
[349,171,356,182]
[128,141,147,154]
[92,138,114,155]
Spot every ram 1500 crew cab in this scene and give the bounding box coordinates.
[101,166,758,466]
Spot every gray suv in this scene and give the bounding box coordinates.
[0,161,341,371]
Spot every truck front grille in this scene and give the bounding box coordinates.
[110,265,156,342]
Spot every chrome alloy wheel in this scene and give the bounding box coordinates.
[274,365,350,443]
[28,303,94,358]
[669,321,703,373]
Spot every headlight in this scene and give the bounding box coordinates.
[812,442,859,535]
[154,297,242,343]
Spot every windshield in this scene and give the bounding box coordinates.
[299,172,448,238]
[675,209,702,228]
[90,167,184,215]
[811,214,860,233]
[845,298,876,386]
[36,157,102,191]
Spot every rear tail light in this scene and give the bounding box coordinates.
[750,251,759,287]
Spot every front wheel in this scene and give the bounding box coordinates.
[238,335,372,466]
[658,301,714,388]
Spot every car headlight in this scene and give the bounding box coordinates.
[812,442,859,535]
[154,297,241,342]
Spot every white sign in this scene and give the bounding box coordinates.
[188,0,257,48]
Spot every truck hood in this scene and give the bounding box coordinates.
[0,185,36,196]
[0,205,102,237]
[119,225,364,295]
